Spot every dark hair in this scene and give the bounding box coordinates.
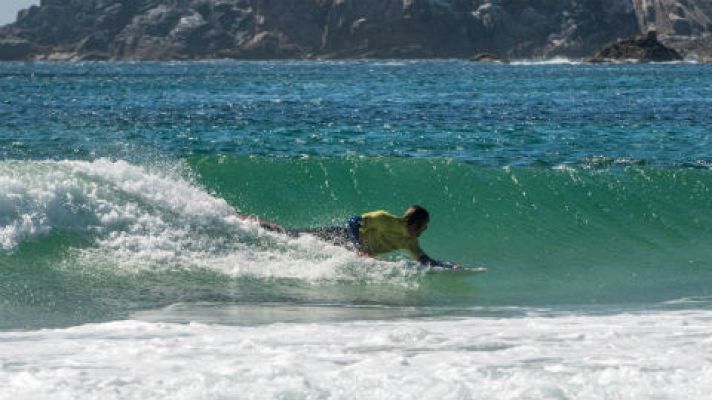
[405,205,430,226]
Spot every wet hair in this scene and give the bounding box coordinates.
[405,205,430,226]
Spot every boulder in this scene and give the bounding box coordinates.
[588,30,683,62]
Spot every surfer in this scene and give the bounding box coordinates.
[285,205,461,269]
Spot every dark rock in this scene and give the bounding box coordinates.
[324,0,493,58]
[671,17,694,35]
[472,2,508,32]
[469,53,503,63]
[137,6,184,37]
[240,31,304,59]
[76,32,110,53]
[588,31,683,62]
[644,5,656,22]
[541,0,640,58]
[76,52,111,61]
[0,38,34,60]
[170,12,211,43]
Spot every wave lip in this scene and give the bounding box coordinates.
[0,158,235,253]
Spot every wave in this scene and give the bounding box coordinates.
[189,155,712,306]
[190,155,712,266]
[0,159,409,278]
[4,156,712,274]
[0,159,419,328]
[2,157,712,329]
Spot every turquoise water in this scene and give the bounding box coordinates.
[1,61,712,331]
[2,61,711,165]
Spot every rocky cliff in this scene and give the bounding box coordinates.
[0,0,709,61]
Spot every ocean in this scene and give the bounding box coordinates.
[1,60,712,398]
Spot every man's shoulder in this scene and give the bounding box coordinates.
[363,210,399,220]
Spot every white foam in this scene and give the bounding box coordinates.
[1,309,711,399]
[0,159,410,282]
[508,57,582,66]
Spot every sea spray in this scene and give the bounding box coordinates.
[0,159,422,329]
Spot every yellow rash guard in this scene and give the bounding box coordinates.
[358,210,422,257]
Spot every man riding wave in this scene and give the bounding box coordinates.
[252,205,460,269]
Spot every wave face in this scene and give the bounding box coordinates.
[2,157,712,328]
[193,156,712,302]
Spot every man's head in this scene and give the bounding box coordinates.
[404,205,430,237]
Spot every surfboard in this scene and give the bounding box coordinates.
[426,266,487,275]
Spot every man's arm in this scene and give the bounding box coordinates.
[411,245,461,269]
[417,253,461,269]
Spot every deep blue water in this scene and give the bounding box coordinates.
[1,60,711,167]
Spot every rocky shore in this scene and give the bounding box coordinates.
[0,0,710,61]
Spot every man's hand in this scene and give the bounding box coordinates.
[443,261,463,270]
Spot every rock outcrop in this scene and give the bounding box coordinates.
[589,30,683,62]
[0,0,709,61]
[630,0,712,59]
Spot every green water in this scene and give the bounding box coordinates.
[2,61,712,330]
[2,155,712,329]
[194,156,712,270]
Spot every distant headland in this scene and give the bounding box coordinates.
[1,0,710,62]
